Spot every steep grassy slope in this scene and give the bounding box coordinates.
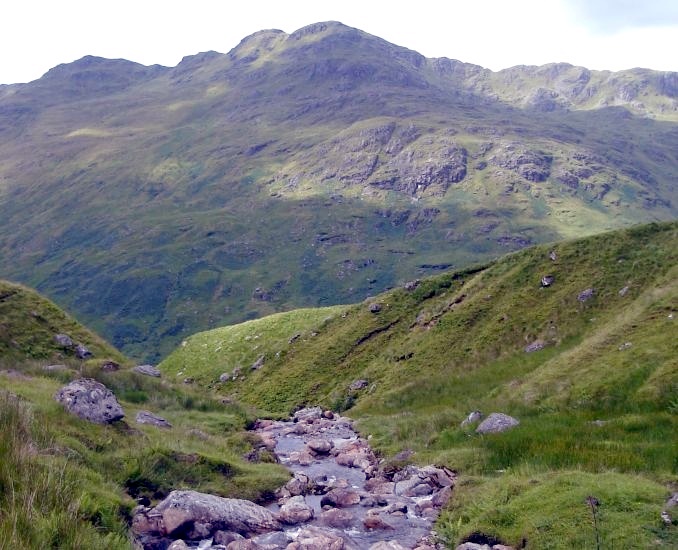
[162,221,678,547]
[0,286,288,548]
[161,305,347,386]
[0,279,125,363]
[0,22,676,361]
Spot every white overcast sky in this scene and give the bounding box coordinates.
[2,0,677,84]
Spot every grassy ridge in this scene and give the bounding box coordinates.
[163,221,678,547]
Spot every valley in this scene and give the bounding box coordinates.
[0,20,676,550]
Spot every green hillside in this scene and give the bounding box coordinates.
[0,22,676,361]
[0,284,287,548]
[161,221,678,547]
[0,279,125,363]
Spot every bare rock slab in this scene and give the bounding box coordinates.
[54,378,124,424]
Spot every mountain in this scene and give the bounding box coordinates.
[0,21,676,360]
[161,221,678,547]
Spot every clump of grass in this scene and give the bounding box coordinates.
[437,470,677,549]
[0,391,129,548]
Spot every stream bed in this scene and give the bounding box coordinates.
[251,406,453,549]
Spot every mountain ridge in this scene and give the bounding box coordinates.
[0,21,676,360]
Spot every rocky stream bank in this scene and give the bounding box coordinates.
[132,407,454,549]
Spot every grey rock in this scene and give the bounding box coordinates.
[461,410,483,427]
[294,407,323,422]
[219,372,231,383]
[213,530,244,545]
[136,410,172,428]
[476,413,520,434]
[524,340,545,353]
[133,490,281,539]
[404,280,420,291]
[369,303,382,313]
[577,288,595,302]
[54,378,124,424]
[167,541,189,550]
[320,508,355,528]
[134,364,161,377]
[251,530,291,547]
[287,526,345,549]
[548,250,557,261]
[288,333,301,344]
[251,355,265,370]
[54,333,74,348]
[320,488,361,508]
[226,540,263,550]
[540,275,554,287]
[307,438,333,454]
[392,448,415,461]
[100,360,120,372]
[75,343,93,359]
[285,473,313,497]
[278,495,314,524]
[619,285,630,297]
[349,379,369,391]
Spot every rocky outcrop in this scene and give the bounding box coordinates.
[54,378,124,424]
[476,413,520,434]
[490,143,552,182]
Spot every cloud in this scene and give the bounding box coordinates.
[565,0,678,32]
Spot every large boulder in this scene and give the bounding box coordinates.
[132,490,281,540]
[54,378,124,424]
[476,413,520,434]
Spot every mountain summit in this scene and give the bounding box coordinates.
[0,22,676,359]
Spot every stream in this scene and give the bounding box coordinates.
[252,406,453,549]
[132,406,453,549]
